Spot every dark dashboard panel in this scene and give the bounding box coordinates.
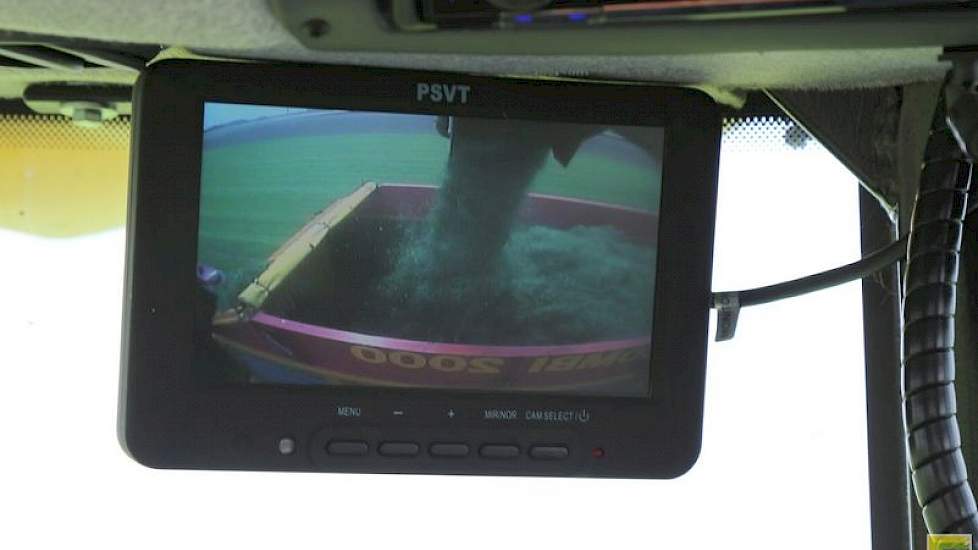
[417,0,975,29]
[265,0,978,58]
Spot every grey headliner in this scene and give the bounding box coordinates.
[0,0,971,99]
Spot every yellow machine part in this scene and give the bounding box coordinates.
[238,181,378,310]
[0,114,130,237]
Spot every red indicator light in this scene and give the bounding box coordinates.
[591,447,605,459]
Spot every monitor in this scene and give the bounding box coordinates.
[120,60,720,478]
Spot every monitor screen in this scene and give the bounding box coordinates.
[195,102,664,396]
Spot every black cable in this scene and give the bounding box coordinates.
[712,234,906,309]
[902,55,978,537]
[710,202,978,310]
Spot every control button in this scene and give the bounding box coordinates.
[326,440,369,456]
[529,445,569,460]
[479,444,521,459]
[429,443,470,458]
[378,441,420,457]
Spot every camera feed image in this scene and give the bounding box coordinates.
[197,103,663,395]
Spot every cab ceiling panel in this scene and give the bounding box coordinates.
[0,31,155,99]
[0,0,975,89]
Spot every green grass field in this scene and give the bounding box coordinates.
[198,132,660,308]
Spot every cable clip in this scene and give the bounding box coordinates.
[713,292,741,342]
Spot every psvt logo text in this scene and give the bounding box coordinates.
[416,83,471,104]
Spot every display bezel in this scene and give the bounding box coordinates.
[119,60,720,478]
